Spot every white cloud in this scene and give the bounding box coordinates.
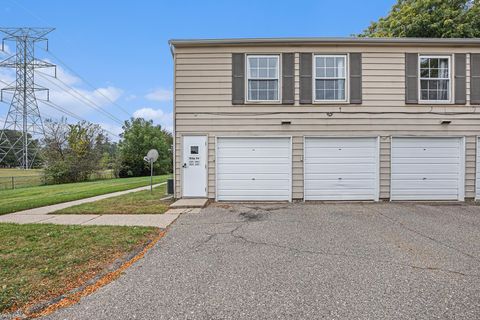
[145,88,173,102]
[98,122,123,141]
[0,44,11,55]
[133,107,173,132]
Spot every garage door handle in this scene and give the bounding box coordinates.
[338,177,342,180]
[252,178,256,180]
[422,177,427,180]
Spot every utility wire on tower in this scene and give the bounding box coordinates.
[0,27,56,169]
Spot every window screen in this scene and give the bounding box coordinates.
[247,56,279,101]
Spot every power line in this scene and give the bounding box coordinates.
[2,73,120,137]
[5,0,132,119]
[36,70,124,125]
[44,49,132,118]
[39,99,120,137]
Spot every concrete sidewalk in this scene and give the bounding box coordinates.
[0,182,193,228]
[9,183,167,216]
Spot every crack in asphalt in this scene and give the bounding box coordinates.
[370,204,480,263]
[191,206,480,279]
[228,225,480,279]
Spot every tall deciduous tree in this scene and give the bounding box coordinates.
[42,118,108,183]
[359,0,480,38]
[117,118,172,177]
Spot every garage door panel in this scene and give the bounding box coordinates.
[392,147,460,158]
[217,195,289,201]
[218,147,290,158]
[305,163,377,174]
[393,138,460,147]
[391,137,463,201]
[393,158,460,164]
[304,191,376,200]
[393,193,458,200]
[218,173,290,180]
[305,179,376,190]
[391,180,460,189]
[305,158,376,164]
[217,163,290,174]
[304,137,379,201]
[217,137,291,201]
[218,189,290,196]
[218,157,290,164]
[392,163,460,174]
[305,173,374,180]
[218,179,290,189]
[217,138,289,148]
[306,138,375,148]
[391,173,458,180]
[305,147,376,158]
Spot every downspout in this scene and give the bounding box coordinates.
[169,41,176,198]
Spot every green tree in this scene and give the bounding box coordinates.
[359,0,480,38]
[117,118,173,177]
[42,119,108,183]
[0,129,43,168]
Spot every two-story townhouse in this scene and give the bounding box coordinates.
[169,37,480,202]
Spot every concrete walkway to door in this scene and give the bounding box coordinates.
[0,182,183,228]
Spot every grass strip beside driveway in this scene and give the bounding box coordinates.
[0,223,158,313]
[55,184,172,215]
[0,175,171,215]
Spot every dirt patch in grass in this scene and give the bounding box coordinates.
[55,184,172,215]
[0,223,158,313]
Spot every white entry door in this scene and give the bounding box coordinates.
[216,137,292,201]
[182,136,207,197]
[391,137,464,201]
[304,137,379,201]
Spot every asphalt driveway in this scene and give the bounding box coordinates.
[45,202,480,319]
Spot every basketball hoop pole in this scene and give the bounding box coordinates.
[150,159,153,194]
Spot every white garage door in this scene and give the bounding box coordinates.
[304,137,379,201]
[391,137,464,201]
[216,137,291,201]
[477,137,480,199]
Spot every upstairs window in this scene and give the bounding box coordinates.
[419,56,451,102]
[314,55,347,101]
[246,55,279,101]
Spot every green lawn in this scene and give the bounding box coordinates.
[0,175,171,215]
[0,223,158,313]
[0,169,45,190]
[56,184,172,215]
[0,168,43,177]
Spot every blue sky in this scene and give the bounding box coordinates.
[0,0,395,139]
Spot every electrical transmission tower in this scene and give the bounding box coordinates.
[0,27,55,169]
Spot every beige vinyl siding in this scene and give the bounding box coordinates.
[174,45,480,200]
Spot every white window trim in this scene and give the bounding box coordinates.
[418,55,453,104]
[245,54,281,103]
[313,54,349,103]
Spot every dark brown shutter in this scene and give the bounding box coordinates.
[232,53,245,104]
[472,53,480,105]
[349,53,362,104]
[405,53,418,104]
[282,53,294,104]
[299,53,312,104]
[454,54,467,105]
